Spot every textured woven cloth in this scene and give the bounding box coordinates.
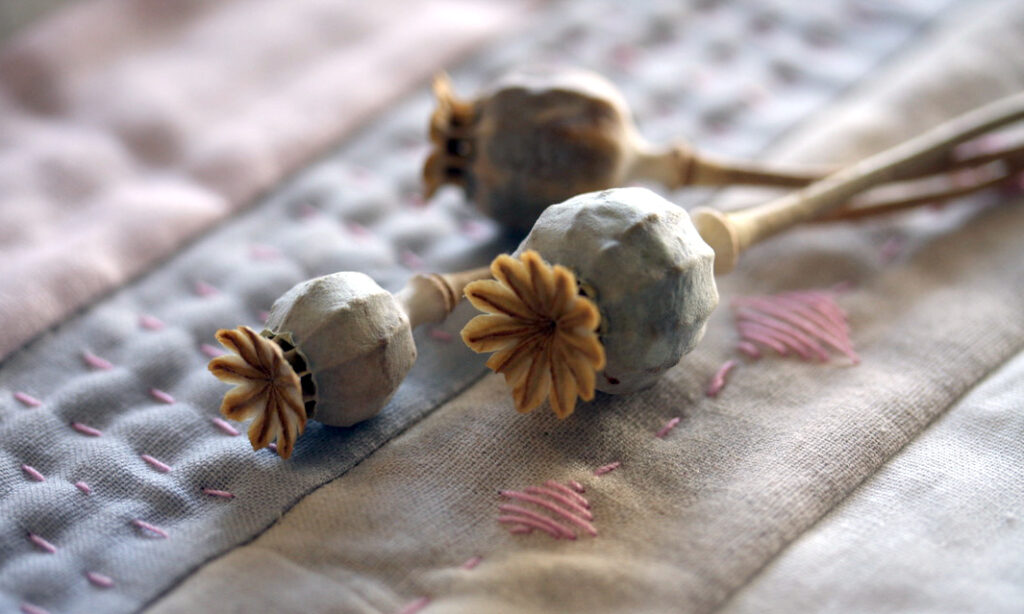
[149,2,1024,614]
[0,0,524,362]
[5,1,1024,613]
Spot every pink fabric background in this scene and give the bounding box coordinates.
[0,0,530,361]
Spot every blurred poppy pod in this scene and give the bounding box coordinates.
[424,67,826,231]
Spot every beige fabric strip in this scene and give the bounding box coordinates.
[0,0,530,361]
[146,2,1024,613]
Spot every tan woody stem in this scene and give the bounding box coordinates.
[395,267,493,329]
[631,143,830,189]
[691,91,1024,274]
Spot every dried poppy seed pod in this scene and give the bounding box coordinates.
[264,272,416,428]
[424,67,825,231]
[517,187,718,394]
[209,267,489,458]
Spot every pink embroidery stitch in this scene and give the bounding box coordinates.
[429,328,453,342]
[544,480,589,508]
[655,417,681,438]
[202,488,235,499]
[150,388,175,404]
[268,442,278,453]
[879,236,905,264]
[460,219,490,240]
[82,350,113,370]
[200,343,226,358]
[139,314,165,330]
[22,465,45,482]
[28,533,57,554]
[194,280,219,297]
[75,481,92,495]
[400,249,424,270]
[141,454,172,473]
[497,513,569,540]
[737,341,761,358]
[296,202,320,219]
[500,492,597,535]
[498,480,597,539]
[249,244,280,260]
[706,360,738,398]
[568,480,585,493]
[71,422,102,437]
[212,417,240,436]
[523,486,594,520]
[732,291,859,364]
[347,221,371,237]
[132,519,168,538]
[259,310,271,324]
[397,596,431,614]
[594,462,621,476]
[85,571,114,588]
[20,603,49,614]
[460,556,482,570]
[14,392,42,407]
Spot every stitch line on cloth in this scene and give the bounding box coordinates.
[20,602,49,614]
[500,491,597,535]
[497,512,570,540]
[28,533,57,554]
[655,416,682,438]
[523,486,594,519]
[85,571,115,588]
[200,343,225,358]
[141,454,172,473]
[706,360,738,398]
[193,280,219,297]
[732,290,859,364]
[544,480,590,508]
[594,461,621,476]
[428,328,453,342]
[460,555,482,570]
[75,481,92,495]
[14,392,42,407]
[202,488,235,499]
[82,350,114,370]
[132,519,169,539]
[212,418,240,436]
[139,314,166,330]
[397,595,431,614]
[21,464,45,482]
[498,480,598,539]
[150,389,176,404]
[71,422,103,437]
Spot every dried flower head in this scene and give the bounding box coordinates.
[461,250,606,418]
[208,326,307,458]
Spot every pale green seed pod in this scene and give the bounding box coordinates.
[516,187,718,394]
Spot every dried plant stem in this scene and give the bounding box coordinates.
[692,91,1024,273]
[395,267,492,329]
[818,167,1021,223]
[637,121,1024,197]
[632,144,830,189]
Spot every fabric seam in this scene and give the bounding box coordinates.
[710,340,1024,613]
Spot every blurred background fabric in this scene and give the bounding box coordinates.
[1,1,1022,613]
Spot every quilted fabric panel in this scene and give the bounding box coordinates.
[0,0,526,361]
[0,0,965,613]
